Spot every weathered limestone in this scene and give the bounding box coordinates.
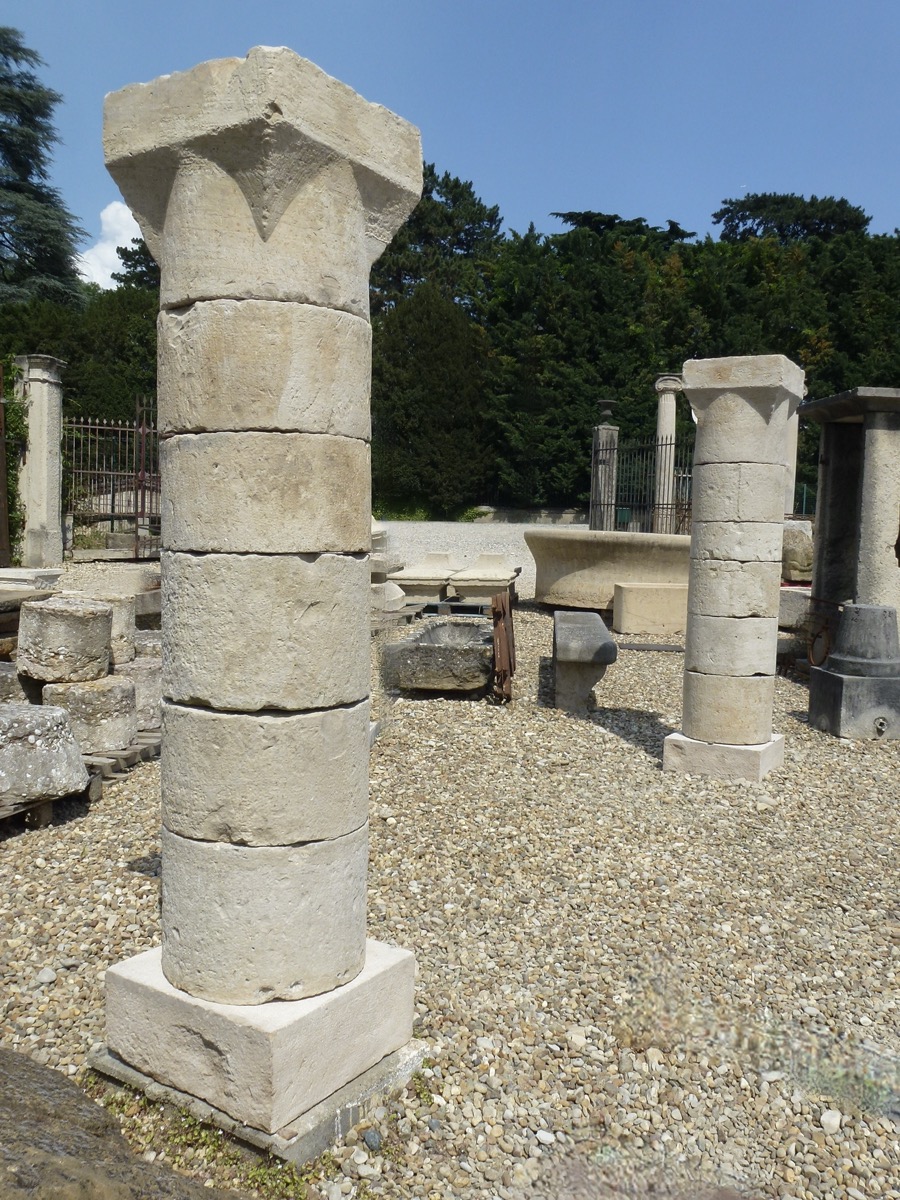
[0,663,26,703]
[43,677,137,754]
[106,941,416,1135]
[113,658,162,730]
[63,591,135,664]
[387,553,461,604]
[102,46,422,1135]
[781,519,814,583]
[161,825,368,1005]
[380,621,494,692]
[0,703,89,805]
[161,551,369,712]
[158,302,372,437]
[17,596,112,683]
[801,388,900,615]
[160,434,370,554]
[552,610,618,712]
[653,375,681,534]
[526,528,690,610]
[447,554,520,602]
[161,700,369,843]
[664,355,803,780]
[612,582,688,637]
[14,356,64,569]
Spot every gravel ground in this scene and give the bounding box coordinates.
[1,592,898,1199]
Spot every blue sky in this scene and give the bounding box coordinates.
[7,0,900,284]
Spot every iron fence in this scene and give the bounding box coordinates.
[590,434,694,533]
[63,400,160,559]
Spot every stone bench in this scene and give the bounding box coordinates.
[552,611,618,711]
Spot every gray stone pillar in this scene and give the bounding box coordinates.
[101,48,423,1137]
[14,355,64,568]
[653,374,682,534]
[663,355,804,780]
[783,409,799,515]
[589,423,619,530]
[857,411,900,612]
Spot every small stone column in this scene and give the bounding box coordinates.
[653,375,682,533]
[857,411,900,611]
[663,355,804,781]
[783,409,799,515]
[101,48,422,1137]
[14,355,64,568]
[589,423,619,530]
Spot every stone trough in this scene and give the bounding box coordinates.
[381,620,494,692]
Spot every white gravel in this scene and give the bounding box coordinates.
[1,598,898,1199]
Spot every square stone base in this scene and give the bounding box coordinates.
[663,731,784,780]
[105,939,415,1135]
[809,667,900,739]
[612,582,688,637]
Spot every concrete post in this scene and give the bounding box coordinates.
[101,48,423,1137]
[589,423,619,530]
[14,355,64,568]
[663,355,804,780]
[653,375,682,534]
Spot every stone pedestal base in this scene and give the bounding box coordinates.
[808,667,900,740]
[663,731,784,780]
[105,940,415,1135]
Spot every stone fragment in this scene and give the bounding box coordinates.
[160,432,370,554]
[778,585,812,631]
[691,461,786,524]
[113,658,162,730]
[381,621,494,692]
[682,672,775,745]
[820,1108,843,1135]
[134,630,162,658]
[691,522,784,564]
[106,941,415,1135]
[161,551,369,711]
[684,615,778,678]
[43,677,137,754]
[63,591,135,664]
[0,662,26,703]
[782,519,814,582]
[160,823,368,1004]
[0,703,89,804]
[16,596,112,683]
[161,699,369,843]
[687,559,781,619]
[158,301,372,437]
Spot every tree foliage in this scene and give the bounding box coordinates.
[0,27,83,304]
[712,192,870,244]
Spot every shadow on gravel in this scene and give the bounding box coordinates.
[126,852,161,877]
[519,1146,750,1199]
[0,796,92,843]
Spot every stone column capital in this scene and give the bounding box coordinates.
[104,46,422,316]
[13,355,66,389]
[683,355,804,410]
[654,374,683,395]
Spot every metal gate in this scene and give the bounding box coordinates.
[63,399,160,559]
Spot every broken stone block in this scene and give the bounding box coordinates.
[63,590,136,665]
[42,677,137,754]
[782,519,814,582]
[113,658,162,730]
[16,596,112,683]
[380,620,493,692]
[0,703,89,804]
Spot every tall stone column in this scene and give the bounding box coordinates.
[857,410,900,612]
[589,423,619,530]
[14,355,64,568]
[663,355,804,781]
[653,374,682,533]
[100,48,423,1138]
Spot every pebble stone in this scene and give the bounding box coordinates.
[0,565,897,1200]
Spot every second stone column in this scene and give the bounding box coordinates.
[664,355,804,780]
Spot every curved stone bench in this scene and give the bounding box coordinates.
[525,528,690,610]
[552,611,618,711]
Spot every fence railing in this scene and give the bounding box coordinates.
[590,434,694,533]
[63,401,160,559]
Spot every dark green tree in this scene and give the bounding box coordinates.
[712,193,870,244]
[111,237,160,290]
[0,27,84,303]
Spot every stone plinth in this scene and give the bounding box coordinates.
[664,355,803,780]
[809,603,900,739]
[102,46,422,1135]
[613,583,687,637]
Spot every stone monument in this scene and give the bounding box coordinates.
[99,48,423,1139]
[653,374,682,534]
[663,355,804,780]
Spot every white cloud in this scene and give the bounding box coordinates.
[77,201,142,289]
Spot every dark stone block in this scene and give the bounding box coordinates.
[809,666,900,739]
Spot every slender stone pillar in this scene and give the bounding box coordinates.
[663,355,804,781]
[857,410,900,610]
[589,423,619,530]
[14,355,64,568]
[653,375,682,533]
[783,409,799,515]
[100,48,423,1137]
